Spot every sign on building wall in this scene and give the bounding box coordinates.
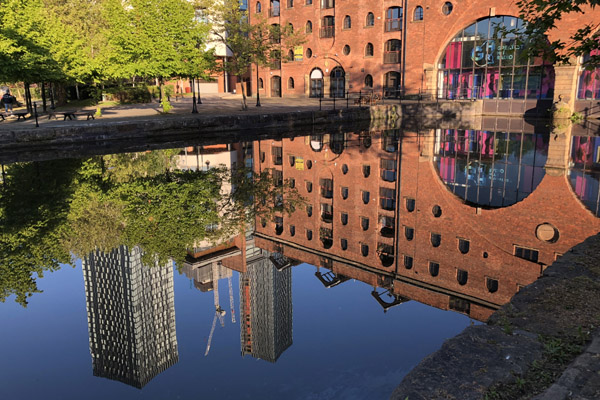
[295,157,304,170]
[294,46,304,61]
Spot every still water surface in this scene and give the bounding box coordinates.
[1,123,599,399]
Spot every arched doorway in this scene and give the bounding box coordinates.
[384,71,401,98]
[310,68,323,98]
[271,76,281,97]
[330,67,345,98]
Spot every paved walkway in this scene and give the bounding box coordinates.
[0,94,358,131]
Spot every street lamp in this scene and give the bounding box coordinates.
[191,78,198,114]
[256,64,261,107]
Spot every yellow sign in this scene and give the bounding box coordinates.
[294,46,304,61]
[295,158,304,170]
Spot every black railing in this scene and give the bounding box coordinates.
[383,51,401,64]
[385,18,402,32]
[320,26,335,38]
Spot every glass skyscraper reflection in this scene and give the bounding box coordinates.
[82,246,178,389]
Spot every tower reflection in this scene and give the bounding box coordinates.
[82,246,178,388]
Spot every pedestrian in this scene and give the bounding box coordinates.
[2,90,14,114]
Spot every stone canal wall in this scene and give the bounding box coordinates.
[0,101,486,154]
[391,234,600,400]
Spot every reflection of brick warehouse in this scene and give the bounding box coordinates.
[252,126,600,321]
[82,246,178,389]
[240,251,293,363]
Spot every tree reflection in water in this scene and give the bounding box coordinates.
[0,150,305,307]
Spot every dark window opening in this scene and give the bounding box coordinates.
[405,198,415,212]
[362,190,370,204]
[429,262,439,277]
[307,205,313,217]
[457,269,468,285]
[361,217,369,231]
[432,205,442,217]
[306,229,313,240]
[341,212,348,225]
[361,244,369,257]
[306,181,313,193]
[405,226,414,241]
[487,278,498,293]
[275,217,284,235]
[515,246,539,262]
[380,158,397,182]
[290,225,296,236]
[431,233,441,247]
[341,187,349,199]
[321,203,333,223]
[404,255,413,269]
[414,6,423,21]
[363,165,371,178]
[365,12,374,27]
[459,239,470,254]
[340,238,348,250]
[272,146,283,165]
[320,227,333,249]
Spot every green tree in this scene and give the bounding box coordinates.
[102,0,212,93]
[517,0,600,68]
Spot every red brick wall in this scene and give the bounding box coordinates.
[249,0,600,99]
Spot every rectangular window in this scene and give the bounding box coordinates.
[321,203,333,223]
[272,146,283,165]
[320,0,333,9]
[272,170,283,187]
[380,187,396,210]
[320,178,333,198]
[380,158,397,182]
[514,246,539,262]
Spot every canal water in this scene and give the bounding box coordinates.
[1,122,598,399]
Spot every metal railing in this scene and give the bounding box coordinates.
[320,26,334,38]
[383,51,401,64]
[385,18,402,32]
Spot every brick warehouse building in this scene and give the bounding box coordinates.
[251,123,600,321]
[249,0,600,110]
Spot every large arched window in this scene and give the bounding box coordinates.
[438,16,554,99]
[270,0,280,17]
[434,128,549,207]
[414,6,423,21]
[577,50,600,99]
[321,16,335,38]
[438,16,555,100]
[385,7,402,32]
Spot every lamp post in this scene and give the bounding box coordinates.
[256,64,261,107]
[191,78,198,114]
[33,102,39,127]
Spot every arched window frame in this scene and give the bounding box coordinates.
[414,6,423,21]
[365,12,375,27]
[343,15,351,29]
[365,42,374,57]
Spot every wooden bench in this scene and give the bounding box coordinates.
[13,111,29,121]
[48,110,95,120]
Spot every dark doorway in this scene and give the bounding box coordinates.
[330,67,346,98]
[271,76,281,97]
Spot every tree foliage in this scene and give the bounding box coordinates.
[0,148,305,306]
[517,0,600,68]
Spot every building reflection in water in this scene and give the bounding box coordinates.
[82,246,178,389]
[251,122,600,322]
[183,236,293,363]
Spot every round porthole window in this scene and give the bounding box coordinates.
[432,205,442,218]
[343,45,351,55]
[442,2,453,15]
